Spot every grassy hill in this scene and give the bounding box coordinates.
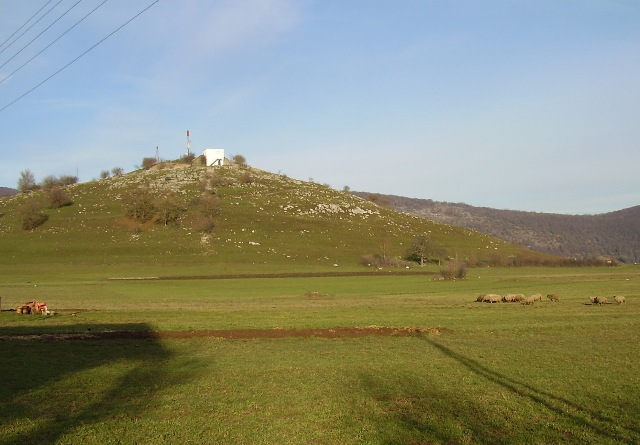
[0,163,548,279]
[354,193,640,264]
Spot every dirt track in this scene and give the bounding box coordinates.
[0,326,449,341]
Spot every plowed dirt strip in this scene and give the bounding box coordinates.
[0,326,448,341]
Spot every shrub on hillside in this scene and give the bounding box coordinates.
[232,154,247,167]
[18,170,39,193]
[239,172,254,185]
[58,175,78,186]
[100,170,110,179]
[41,175,60,191]
[41,174,79,190]
[142,157,157,170]
[195,154,206,166]
[155,193,185,226]
[111,167,124,176]
[20,200,48,230]
[197,194,221,217]
[123,188,156,222]
[193,216,215,233]
[46,186,72,209]
[434,260,467,280]
[361,254,409,268]
[181,153,196,164]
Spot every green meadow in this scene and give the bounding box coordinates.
[1,267,639,445]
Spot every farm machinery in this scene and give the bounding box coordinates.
[15,300,51,315]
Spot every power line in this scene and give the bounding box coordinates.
[0,0,109,86]
[0,0,54,50]
[0,0,65,57]
[0,0,160,113]
[0,0,84,71]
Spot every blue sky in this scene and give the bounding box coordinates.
[1,0,639,214]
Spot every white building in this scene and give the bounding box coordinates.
[202,148,225,166]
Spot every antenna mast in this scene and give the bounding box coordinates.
[186,130,191,157]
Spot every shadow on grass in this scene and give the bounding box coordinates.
[356,337,639,444]
[358,372,511,444]
[0,323,185,445]
[421,338,639,443]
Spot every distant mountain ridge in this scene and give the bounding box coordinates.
[0,187,17,197]
[352,193,640,264]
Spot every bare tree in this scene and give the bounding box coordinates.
[406,234,436,266]
[142,157,157,170]
[18,170,38,193]
[46,186,72,208]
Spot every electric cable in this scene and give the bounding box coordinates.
[0,0,160,113]
[0,0,64,57]
[0,0,54,50]
[0,0,84,71]
[0,0,109,86]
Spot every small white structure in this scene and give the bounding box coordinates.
[202,148,224,166]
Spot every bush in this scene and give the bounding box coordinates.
[142,157,157,170]
[46,186,72,209]
[58,175,78,186]
[361,254,409,268]
[198,194,221,217]
[232,154,247,167]
[100,170,110,179]
[154,193,185,227]
[18,170,39,193]
[111,167,124,176]
[436,260,467,280]
[123,188,156,222]
[193,216,215,233]
[180,153,196,164]
[20,200,48,230]
[239,172,254,185]
[41,175,60,191]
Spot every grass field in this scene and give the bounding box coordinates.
[1,266,639,444]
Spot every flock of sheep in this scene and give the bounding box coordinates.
[476,293,627,305]
[589,295,626,305]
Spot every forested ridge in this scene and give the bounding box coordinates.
[353,192,640,264]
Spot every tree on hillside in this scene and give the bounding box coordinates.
[111,167,124,176]
[18,170,38,193]
[406,234,436,266]
[123,187,156,222]
[155,192,185,226]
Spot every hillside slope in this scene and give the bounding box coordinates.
[0,164,549,278]
[353,193,640,263]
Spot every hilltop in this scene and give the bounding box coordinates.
[0,163,552,278]
[353,193,640,264]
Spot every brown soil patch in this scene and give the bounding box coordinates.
[0,326,450,341]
